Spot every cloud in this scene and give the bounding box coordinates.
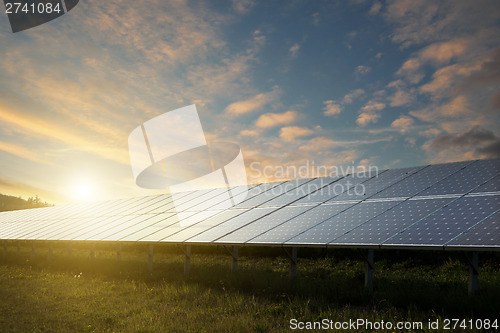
[0,103,130,166]
[361,101,386,112]
[420,63,480,96]
[383,0,500,48]
[312,12,320,26]
[369,1,382,15]
[225,88,280,116]
[323,100,342,116]
[420,39,469,63]
[280,126,314,142]
[355,65,371,75]
[0,141,53,165]
[428,126,500,159]
[460,47,500,89]
[356,101,385,127]
[396,58,424,84]
[232,0,255,14]
[356,113,381,127]
[432,126,497,149]
[391,116,414,133]
[420,128,442,138]
[342,89,365,104]
[255,110,298,128]
[289,43,300,58]
[240,129,259,137]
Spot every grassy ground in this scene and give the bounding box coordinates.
[0,242,498,332]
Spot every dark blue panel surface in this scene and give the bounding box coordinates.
[331,198,453,245]
[447,210,500,247]
[286,200,401,245]
[419,159,500,196]
[250,202,355,244]
[384,195,500,246]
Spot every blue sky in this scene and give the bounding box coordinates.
[0,0,499,203]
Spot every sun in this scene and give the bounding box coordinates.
[71,177,97,202]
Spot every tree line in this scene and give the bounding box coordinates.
[0,194,53,212]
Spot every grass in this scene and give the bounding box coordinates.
[0,242,499,332]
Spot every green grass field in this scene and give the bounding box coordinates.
[0,242,498,332]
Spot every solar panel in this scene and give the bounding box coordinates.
[233,179,311,208]
[330,197,453,245]
[331,166,422,201]
[157,209,245,242]
[285,200,402,245]
[0,158,498,252]
[249,202,355,245]
[372,160,472,199]
[293,172,375,205]
[260,177,338,207]
[383,195,500,247]
[214,205,313,244]
[129,210,225,242]
[446,210,500,248]
[470,174,500,194]
[185,207,276,243]
[418,159,500,196]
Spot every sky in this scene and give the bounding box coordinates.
[0,0,499,204]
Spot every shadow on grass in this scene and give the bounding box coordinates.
[1,243,499,319]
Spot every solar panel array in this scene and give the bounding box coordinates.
[0,159,499,250]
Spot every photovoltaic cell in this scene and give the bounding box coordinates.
[234,179,311,208]
[330,197,453,245]
[142,210,226,242]
[470,174,500,194]
[332,166,422,201]
[372,160,472,199]
[383,195,500,246]
[260,177,337,207]
[249,202,355,245]
[293,172,374,205]
[418,159,500,196]
[186,207,277,243]
[214,205,313,244]
[286,200,401,245]
[447,210,500,247]
[158,209,245,242]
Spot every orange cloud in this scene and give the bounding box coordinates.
[255,110,298,128]
[323,100,342,116]
[391,115,414,133]
[356,112,381,126]
[225,89,280,116]
[279,126,313,142]
[0,104,130,166]
[420,39,468,63]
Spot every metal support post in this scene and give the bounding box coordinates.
[48,243,53,262]
[468,251,479,296]
[148,244,154,274]
[68,242,72,258]
[282,247,298,279]
[89,243,95,261]
[223,246,239,272]
[117,243,122,262]
[184,245,191,275]
[364,249,374,291]
[232,246,238,273]
[31,241,36,260]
